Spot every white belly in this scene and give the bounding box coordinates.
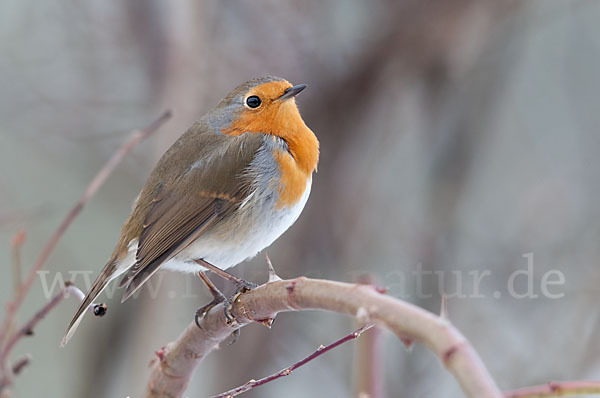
[162,178,312,273]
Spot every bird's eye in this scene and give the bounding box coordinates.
[246,95,262,109]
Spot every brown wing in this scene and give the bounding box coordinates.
[119,128,265,301]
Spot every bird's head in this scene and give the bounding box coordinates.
[210,76,319,173]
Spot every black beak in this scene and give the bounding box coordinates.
[277,84,307,101]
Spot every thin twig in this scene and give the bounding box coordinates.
[211,324,373,398]
[0,110,172,346]
[10,230,25,294]
[0,284,87,392]
[504,380,600,397]
[1,232,26,349]
[0,284,86,366]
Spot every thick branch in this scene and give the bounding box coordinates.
[146,277,502,398]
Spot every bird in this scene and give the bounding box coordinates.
[62,76,319,345]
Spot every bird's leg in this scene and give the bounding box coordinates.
[194,259,258,291]
[195,272,242,344]
[195,272,232,326]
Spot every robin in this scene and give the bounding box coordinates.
[62,76,319,345]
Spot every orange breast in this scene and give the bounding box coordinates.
[273,149,311,209]
[221,83,319,209]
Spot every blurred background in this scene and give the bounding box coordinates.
[1,0,600,397]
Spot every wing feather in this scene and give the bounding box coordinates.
[118,131,264,300]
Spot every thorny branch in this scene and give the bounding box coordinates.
[146,277,503,398]
[0,109,596,398]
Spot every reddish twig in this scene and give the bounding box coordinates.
[211,324,373,398]
[0,110,172,346]
[504,380,600,397]
[10,230,26,294]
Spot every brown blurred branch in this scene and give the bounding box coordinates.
[0,284,86,392]
[504,381,600,397]
[212,324,373,398]
[10,230,25,295]
[0,110,172,346]
[0,111,172,395]
[145,277,503,398]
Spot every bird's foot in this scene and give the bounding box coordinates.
[195,273,244,345]
[195,272,238,327]
[234,278,258,293]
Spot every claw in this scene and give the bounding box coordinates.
[224,299,236,325]
[235,280,258,293]
[195,302,215,328]
[193,267,256,335]
[227,329,240,345]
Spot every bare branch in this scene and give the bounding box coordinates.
[0,284,86,366]
[503,380,600,397]
[0,284,87,392]
[212,324,373,398]
[0,111,171,395]
[145,277,503,398]
[10,230,25,294]
[0,110,172,346]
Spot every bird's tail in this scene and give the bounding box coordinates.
[61,266,116,347]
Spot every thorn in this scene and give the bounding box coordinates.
[265,254,282,283]
[256,317,275,328]
[374,285,387,294]
[440,295,448,319]
[400,335,414,349]
[227,329,240,345]
[155,347,165,361]
[12,355,31,376]
[280,368,292,376]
